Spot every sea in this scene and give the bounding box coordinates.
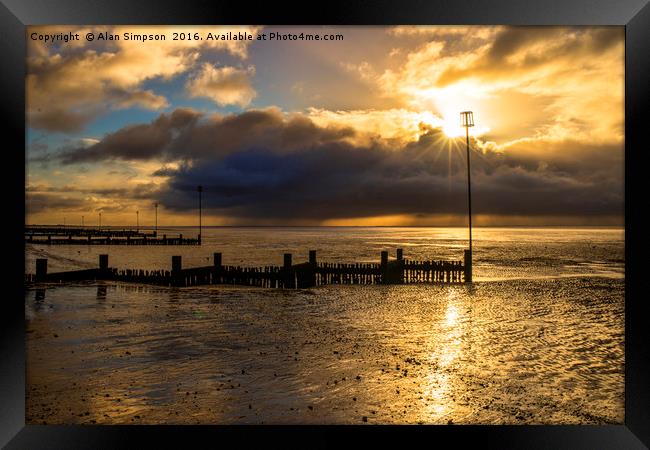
[25,226,624,424]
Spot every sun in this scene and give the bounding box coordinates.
[441,117,465,138]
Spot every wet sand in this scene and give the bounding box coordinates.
[26,277,624,425]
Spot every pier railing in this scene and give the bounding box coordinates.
[25,249,471,288]
[25,229,200,245]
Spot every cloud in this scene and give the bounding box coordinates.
[43,108,622,223]
[186,64,256,107]
[57,107,356,164]
[27,25,261,132]
[375,26,624,144]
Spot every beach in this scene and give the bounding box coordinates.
[25,227,625,424]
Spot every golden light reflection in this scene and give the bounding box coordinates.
[422,290,465,422]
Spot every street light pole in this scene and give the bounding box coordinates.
[99,212,102,230]
[197,185,203,245]
[154,203,158,236]
[136,210,139,232]
[460,111,475,282]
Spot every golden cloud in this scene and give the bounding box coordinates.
[186,64,257,107]
[27,25,262,131]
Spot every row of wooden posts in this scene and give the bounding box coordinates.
[27,249,472,288]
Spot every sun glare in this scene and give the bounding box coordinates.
[442,118,465,138]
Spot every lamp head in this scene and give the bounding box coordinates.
[460,111,474,128]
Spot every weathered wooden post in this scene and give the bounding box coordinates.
[47,235,51,244]
[396,248,404,284]
[283,253,294,288]
[380,251,388,284]
[300,250,317,288]
[171,255,182,287]
[213,252,222,284]
[99,254,109,270]
[35,258,47,281]
[464,249,472,283]
[172,256,182,273]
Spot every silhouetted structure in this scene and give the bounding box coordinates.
[197,185,203,245]
[461,110,475,282]
[25,226,199,245]
[25,250,471,287]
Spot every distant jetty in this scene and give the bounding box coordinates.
[25,249,472,288]
[25,226,200,245]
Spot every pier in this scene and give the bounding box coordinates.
[25,249,472,287]
[25,226,200,245]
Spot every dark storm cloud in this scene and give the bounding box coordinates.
[58,107,355,165]
[50,108,623,221]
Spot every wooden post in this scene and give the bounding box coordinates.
[380,251,388,284]
[309,250,317,265]
[283,253,294,288]
[396,249,404,283]
[172,255,182,287]
[464,249,472,283]
[213,252,222,267]
[99,254,109,270]
[35,258,47,281]
[172,256,182,273]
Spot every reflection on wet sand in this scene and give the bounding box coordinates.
[26,277,624,425]
[423,293,464,421]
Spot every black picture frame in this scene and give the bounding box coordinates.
[2,0,649,448]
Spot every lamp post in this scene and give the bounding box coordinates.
[81,215,84,228]
[98,212,102,230]
[461,111,474,282]
[197,185,203,244]
[154,202,158,236]
[136,210,139,232]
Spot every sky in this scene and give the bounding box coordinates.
[26,25,624,227]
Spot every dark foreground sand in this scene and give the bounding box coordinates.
[26,278,624,425]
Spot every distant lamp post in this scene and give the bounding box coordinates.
[197,185,203,245]
[98,212,102,230]
[136,210,139,232]
[154,203,158,236]
[460,111,474,282]
[81,215,84,228]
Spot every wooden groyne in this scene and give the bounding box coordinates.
[25,229,200,245]
[25,249,472,287]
